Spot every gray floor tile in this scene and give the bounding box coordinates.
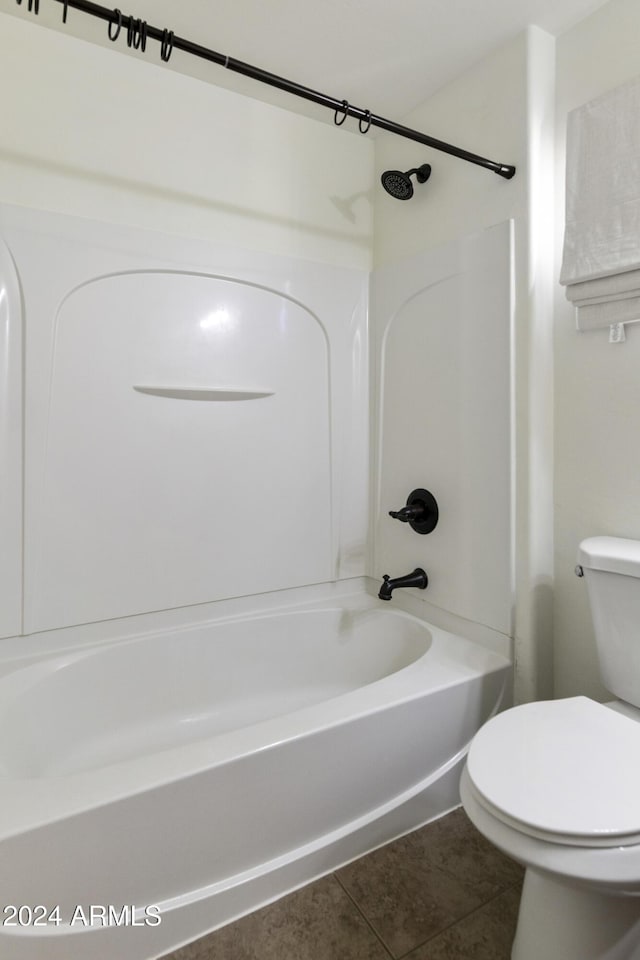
[336,833,485,958]
[406,807,524,900]
[161,808,523,960]
[403,885,521,960]
[161,875,391,960]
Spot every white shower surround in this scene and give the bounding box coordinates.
[0,205,514,959]
[372,220,514,639]
[0,205,513,650]
[0,203,369,638]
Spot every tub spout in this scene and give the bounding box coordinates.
[378,568,428,601]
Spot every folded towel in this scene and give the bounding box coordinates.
[560,75,640,329]
[565,268,640,305]
[574,296,640,332]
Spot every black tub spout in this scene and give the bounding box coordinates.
[378,568,428,601]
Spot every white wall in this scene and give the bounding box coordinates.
[554,0,640,700]
[373,33,525,269]
[0,14,373,270]
[373,28,556,702]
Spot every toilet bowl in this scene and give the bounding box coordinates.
[461,537,640,960]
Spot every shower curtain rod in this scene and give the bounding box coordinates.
[38,0,516,179]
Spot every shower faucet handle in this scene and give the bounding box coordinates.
[389,504,425,522]
[388,488,439,535]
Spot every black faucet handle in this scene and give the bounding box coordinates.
[389,504,425,522]
[388,488,439,535]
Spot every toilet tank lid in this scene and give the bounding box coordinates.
[578,536,640,577]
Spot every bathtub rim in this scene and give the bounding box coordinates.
[0,590,511,842]
[0,578,512,669]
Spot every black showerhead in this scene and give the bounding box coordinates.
[380,163,431,200]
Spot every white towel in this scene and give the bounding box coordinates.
[560,75,640,330]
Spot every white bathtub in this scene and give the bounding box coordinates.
[0,594,510,959]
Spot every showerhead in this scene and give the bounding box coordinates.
[380,163,431,200]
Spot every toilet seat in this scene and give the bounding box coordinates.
[466,697,640,848]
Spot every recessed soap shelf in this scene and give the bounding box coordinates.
[133,386,274,401]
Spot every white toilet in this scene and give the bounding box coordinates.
[460,536,640,960]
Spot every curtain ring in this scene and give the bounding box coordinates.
[126,16,137,47]
[62,0,68,22]
[334,100,349,126]
[27,0,39,12]
[108,8,122,41]
[358,110,372,135]
[127,18,146,50]
[160,29,174,62]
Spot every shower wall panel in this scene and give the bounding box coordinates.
[372,221,513,636]
[0,237,23,638]
[0,205,368,634]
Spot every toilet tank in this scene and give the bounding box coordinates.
[578,537,640,708]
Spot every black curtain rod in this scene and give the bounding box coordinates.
[34,0,516,179]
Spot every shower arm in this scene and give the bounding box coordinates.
[40,0,516,180]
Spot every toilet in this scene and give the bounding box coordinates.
[460,536,640,960]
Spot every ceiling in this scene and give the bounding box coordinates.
[4,0,610,124]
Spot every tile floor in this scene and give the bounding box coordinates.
[161,807,524,960]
